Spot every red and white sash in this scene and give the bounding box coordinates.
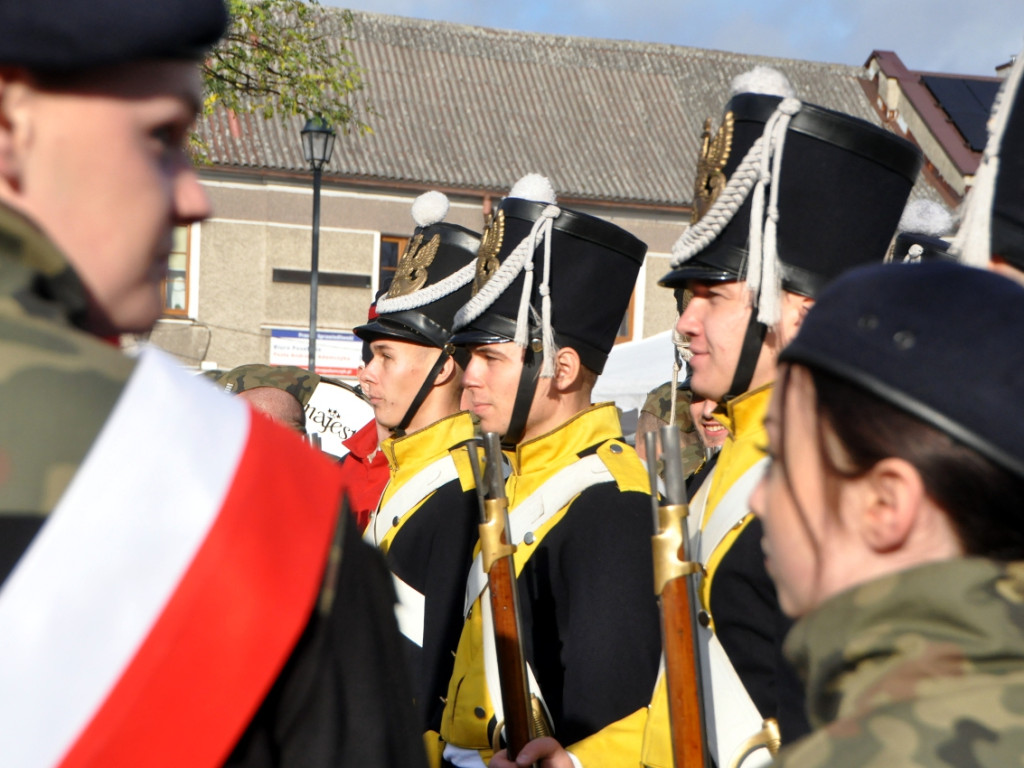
[0,348,343,768]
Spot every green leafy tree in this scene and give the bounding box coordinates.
[203,0,373,136]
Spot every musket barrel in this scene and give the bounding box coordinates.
[483,432,505,499]
[659,423,687,505]
[644,430,662,531]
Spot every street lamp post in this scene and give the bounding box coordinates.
[300,115,336,373]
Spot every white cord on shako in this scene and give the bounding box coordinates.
[670,66,802,329]
[375,190,477,314]
[668,328,691,429]
[950,44,1024,268]
[453,174,563,377]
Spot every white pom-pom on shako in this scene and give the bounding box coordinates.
[899,199,955,237]
[730,66,796,99]
[411,190,450,228]
[508,173,557,204]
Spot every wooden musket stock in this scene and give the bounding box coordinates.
[473,432,551,761]
[647,426,710,768]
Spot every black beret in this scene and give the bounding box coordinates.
[781,261,1024,479]
[0,0,228,71]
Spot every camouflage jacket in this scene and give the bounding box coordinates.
[776,558,1024,767]
[0,201,429,767]
[0,202,134,540]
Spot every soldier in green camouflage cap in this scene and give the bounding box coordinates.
[636,380,703,478]
[749,262,1024,767]
[218,363,320,433]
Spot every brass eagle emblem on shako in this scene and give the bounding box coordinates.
[387,232,441,297]
[691,111,734,224]
[473,209,505,295]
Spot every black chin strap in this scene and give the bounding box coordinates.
[392,347,451,437]
[501,338,543,449]
[724,309,768,403]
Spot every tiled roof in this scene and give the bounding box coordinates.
[199,9,942,207]
[869,50,1002,178]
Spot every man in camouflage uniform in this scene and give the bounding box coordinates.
[777,559,1024,767]
[0,2,424,765]
[219,363,321,433]
[635,380,703,478]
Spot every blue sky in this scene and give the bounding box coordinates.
[325,0,1022,77]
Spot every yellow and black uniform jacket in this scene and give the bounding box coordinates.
[701,385,806,742]
[441,403,662,765]
[643,384,807,767]
[369,411,481,753]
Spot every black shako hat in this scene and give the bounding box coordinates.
[355,192,481,352]
[661,68,922,327]
[891,199,955,263]
[0,0,228,71]
[891,231,954,263]
[354,192,480,436]
[954,47,1024,270]
[950,48,1024,268]
[993,61,1024,267]
[450,174,647,376]
[781,261,1024,480]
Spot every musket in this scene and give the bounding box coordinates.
[468,432,552,760]
[646,425,710,767]
[648,426,782,768]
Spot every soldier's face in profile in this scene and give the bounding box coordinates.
[676,279,756,402]
[690,396,726,449]
[0,60,210,335]
[462,341,524,436]
[361,337,443,431]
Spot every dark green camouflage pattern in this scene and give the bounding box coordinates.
[641,381,703,477]
[778,558,1024,767]
[641,381,696,433]
[217,363,320,408]
[0,202,134,515]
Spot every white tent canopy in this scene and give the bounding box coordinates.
[592,330,681,414]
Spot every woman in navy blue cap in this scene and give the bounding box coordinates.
[749,261,1024,767]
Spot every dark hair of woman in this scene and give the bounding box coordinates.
[774,363,1024,562]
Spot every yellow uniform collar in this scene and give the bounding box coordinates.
[713,381,774,440]
[509,402,623,476]
[381,410,476,475]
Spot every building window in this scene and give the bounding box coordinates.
[163,226,190,316]
[379,235,408,295]
[616,291,636,344]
